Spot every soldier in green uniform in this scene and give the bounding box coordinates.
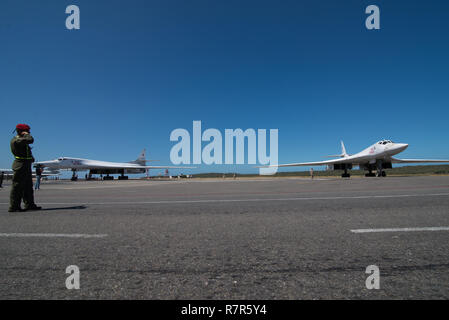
[9,124,42,212]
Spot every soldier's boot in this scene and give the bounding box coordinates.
[23,197,41,211]
[23,173,41,211]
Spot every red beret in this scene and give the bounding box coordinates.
[16,124,30,131]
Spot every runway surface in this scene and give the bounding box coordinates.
[1,176,449,299]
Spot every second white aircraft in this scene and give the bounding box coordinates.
[35,149,193,180]
[263,140,449,178]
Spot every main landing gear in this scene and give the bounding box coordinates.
[377,171,387,177]
[341,168,350,178]
[118,170,128,180]
[365,169,376,177]
[103,174,114,180]
[364,162,387,177]
[71,169,78,181]
[365,170,386,177]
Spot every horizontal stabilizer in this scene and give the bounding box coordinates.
[325,141,349,158]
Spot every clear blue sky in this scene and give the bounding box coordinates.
[1,0,448,174]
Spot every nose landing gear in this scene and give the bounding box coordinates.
[376,160,387,177]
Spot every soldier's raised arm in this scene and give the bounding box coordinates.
[14,132,34,144]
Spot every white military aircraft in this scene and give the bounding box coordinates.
[34,149,194,180]
[262,140,449,178]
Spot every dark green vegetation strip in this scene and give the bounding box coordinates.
[193,165,449,178]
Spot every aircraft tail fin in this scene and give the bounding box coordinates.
[129,149,147,165]
[341,140,348,157]
[137,149,146,162]
[325,141,349,158]
[129,149,160,165]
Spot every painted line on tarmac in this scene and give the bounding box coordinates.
[33,179,305,190]
[351,227,449,233]
[0,178,330,190]
[0,233,108,238]
[1,192,448,206]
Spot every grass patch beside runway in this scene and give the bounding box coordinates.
[192,165,449,178]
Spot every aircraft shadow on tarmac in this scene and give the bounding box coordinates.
[40,205,87,211]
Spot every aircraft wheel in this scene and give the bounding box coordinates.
[381,171,386,177]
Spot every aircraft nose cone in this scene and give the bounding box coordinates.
[398,143,408,151]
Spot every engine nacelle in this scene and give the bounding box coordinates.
[331,163,353,170]
[125,168,146,174]
[89,168,145,175]
[89,169,121,175]
[383,162,393,169]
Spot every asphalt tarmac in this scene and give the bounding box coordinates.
[1,176,449,299]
